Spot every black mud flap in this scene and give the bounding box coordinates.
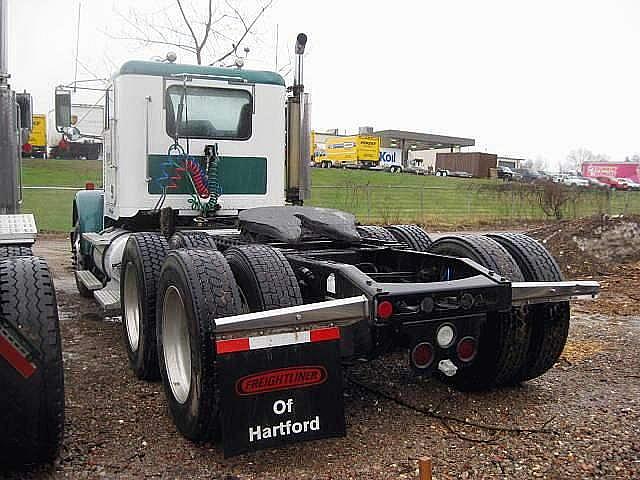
[217,327,346,457]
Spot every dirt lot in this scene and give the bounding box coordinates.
[5,220,640,479]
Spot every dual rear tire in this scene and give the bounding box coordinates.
[429,235,529,390]
[155,245,301,440]
[429,233,570,389]
[357,224,432,251]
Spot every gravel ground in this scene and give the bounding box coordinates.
[3,233,639,479]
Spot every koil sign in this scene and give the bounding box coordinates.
[379,148,402,165]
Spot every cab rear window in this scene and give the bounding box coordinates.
[165,86,252,140]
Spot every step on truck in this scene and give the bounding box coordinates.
[67,34,599,457]
[0,0,64,467]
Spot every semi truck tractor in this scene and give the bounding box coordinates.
[66,34,598,456]
[0,0,64,466]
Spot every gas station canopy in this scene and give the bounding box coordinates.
[373,130,475,151]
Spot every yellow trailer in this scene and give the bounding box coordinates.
[22,113,47,158]
[318,135,380,168]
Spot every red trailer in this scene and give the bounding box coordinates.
[582,162,640,182]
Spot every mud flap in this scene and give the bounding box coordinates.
[217,327,346,457]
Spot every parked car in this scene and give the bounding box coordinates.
[586,177,609,189]
[618,178,640,191]
[514,168,542,183]
[596,176,629,190]
[561,176,590,187]
[496,166,514,180]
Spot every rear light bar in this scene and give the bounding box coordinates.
[216,326,340,355]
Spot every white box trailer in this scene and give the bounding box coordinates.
[48,104,104,159]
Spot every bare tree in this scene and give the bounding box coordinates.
[522,156,548,171]
[564,148,611,172]
[564,148,594,171]
[112,0,274,66]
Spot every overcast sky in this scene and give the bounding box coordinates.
[8,0,640,167]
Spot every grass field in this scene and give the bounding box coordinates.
[19,159,640,232]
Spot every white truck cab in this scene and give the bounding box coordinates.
[105,61,288,220]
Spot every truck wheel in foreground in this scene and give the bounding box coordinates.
[486,233,570,381]
[356,225,397,243]
[429,235,530,390]
[0,245,33,258]
[0,256,64,466]
[156,249,242,440]
[385,224,433,251]
[168,231,218,250]
[224,245,302,312]
[120,232,169,380]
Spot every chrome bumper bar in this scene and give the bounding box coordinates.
[215,295,369,336]
[214,280,599,336]
[511,280,599,306]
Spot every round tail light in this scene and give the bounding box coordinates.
[457,337,477,362]
[411,342,434,369]
[376,300,393,320]
[436,324,455,348]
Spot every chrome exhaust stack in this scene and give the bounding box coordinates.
[0,0,20,214]
[286,33,311,205]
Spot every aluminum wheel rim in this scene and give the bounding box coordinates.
[123,263,141,352]
[162,286,192,404]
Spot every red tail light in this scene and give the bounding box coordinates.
[457,337,477,362]
[376,300,393,320]
[411,342,434,369]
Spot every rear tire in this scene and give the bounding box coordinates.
[224,245,302,312]
[168,231,217,250]
[486,233,570,381]
[156,249,242,441]
[357,225,397,243]
[120,232,169,380]
[0,256,64,466]
[0,245,33,258]
[385,224,432,251]
[429,235,529,390]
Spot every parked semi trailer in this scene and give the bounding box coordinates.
[48,103,103,160]
[0,0,64,466]
[67,34,598,456]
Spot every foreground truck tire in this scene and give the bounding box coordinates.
[224,245,303,312]
[429,235,530,390]
[0,256,64,465]
[120,232,169,380]
[486,233,571,381]
[385,225,432,251]
[156,249,242,440]
[0,245,33,258]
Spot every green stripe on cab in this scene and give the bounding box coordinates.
[147,155,267,195]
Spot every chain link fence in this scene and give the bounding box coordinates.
[308,183,640,225]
